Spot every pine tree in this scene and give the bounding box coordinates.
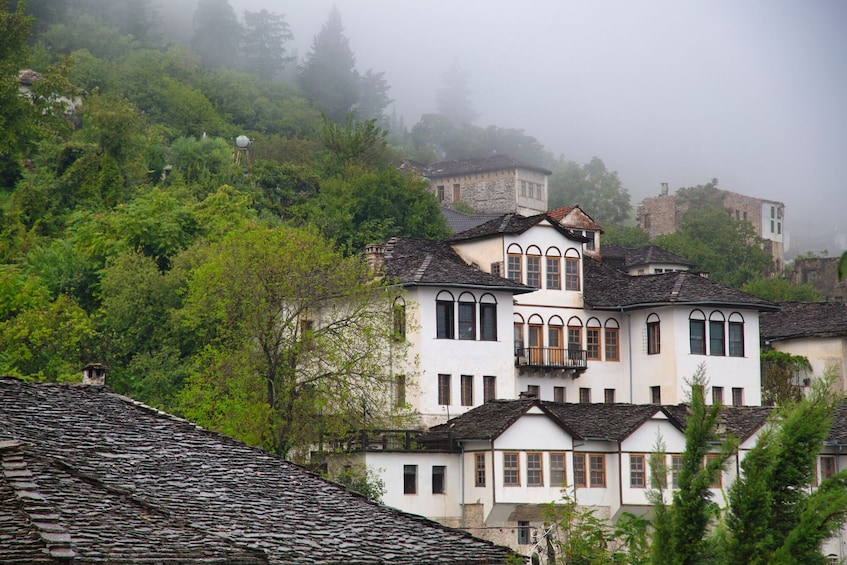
[296,5,359,123]
[191,0,241,69]
[242,9,294,82]
[435,60,479,125]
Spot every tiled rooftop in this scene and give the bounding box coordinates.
[760,301,847,342]
[0,378,515,564]
[601,244,696,270]
[426,155,553,178]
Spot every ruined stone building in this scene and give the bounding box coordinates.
[636,183,785,271]
[790,256,847,302]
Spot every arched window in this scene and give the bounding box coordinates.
[709,311,726,356]
[689,310,706,355]
[507,244,523,283]
[646,313,661,355]
[586,318,602,361]
[392,297,406,342]
[526,246,542,288]
[604,319,620,361]
[513,314,525,354]
[528,314,544,364]
[548,315,564,365]
[546,247,562,290]
[567,316,583,352]
[565,248,581,291]
[458,292,477,340]
[479,294,498,341]
[728,312,745,357]
[436,291,455,339]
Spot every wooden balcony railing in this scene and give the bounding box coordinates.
[515,347,588,371]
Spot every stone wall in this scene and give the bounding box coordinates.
[790,257,847,302]
[430,168,547,215]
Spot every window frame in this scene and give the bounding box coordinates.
[438,374,451,406]
[605,320,620,361]
[546,250,561,290]
[404,464,417,494]
[550,452,567,486]
[436,292,455,340]
[479,296,498,341]
[728,313,745,357]
[671,455,683,488]
[689,310,706,355]
[604,389,615,404]
[586,318,601,361]
[565,253,580,290]
[573,453,587,487]
[709,311,726,356]
[458,294,477,340]
[526,250,541,288]
[712,386,724,405]
[821,455,837,482]
[630,454,646,488]
[460,374,473,406]
[732,387,743,407]
[507,247,523,283]
[554,386,565,403]
[392,298,406,342]
[503,452,520,486]
[432,465,446,494]
[527,452,543,487]
[589,454,606,488]
[647,314,661,355]
[475,453,486,487]
[579,387,591,404]
[483,375,496,403]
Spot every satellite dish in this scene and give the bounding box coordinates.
[236,135,250,148]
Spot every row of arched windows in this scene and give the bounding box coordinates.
[514,314,621,362]
[436,291,498,341]
[506,244,581,291]
[644,310,745,358]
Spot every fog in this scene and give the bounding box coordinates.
[228,0,846,253]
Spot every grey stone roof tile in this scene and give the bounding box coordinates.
[0,378,515,564]
[760,301,847,342]
[426,155,553,178]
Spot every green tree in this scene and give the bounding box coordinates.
[838,250,847,281]
[650,366,738,565]
[325,464,386,504]
[760,350,812,407]
[653,205,772,288]
[191,0,241,69]
[356,69,392,126]
[723,377,847,564]
[320,113,388,172]
[741,276,822,302]
[241,9,294,81]
[548,158,632,224]
[435,59,478,125]
[296,5,359,123]
[602,225,651,248]
[177,226,408,457]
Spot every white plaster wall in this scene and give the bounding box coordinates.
[364,451,463,520]
[770,336,847,392]
[626,262,692,276]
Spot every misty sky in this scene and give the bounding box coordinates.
[231,0,846,251]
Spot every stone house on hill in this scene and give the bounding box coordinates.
[411,155,552,217]
[636,186,785,272]
[789,256,847,302]
[0,377,516,564]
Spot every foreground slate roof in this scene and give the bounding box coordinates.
[760,301,847,342]
[584,257,779,312]
[383,237,533,294]
[601,244,696,271]
[441,209,503,234]
[0,378,516,564]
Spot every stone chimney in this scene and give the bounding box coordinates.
[365,243,386,274]
[82,363,107,386]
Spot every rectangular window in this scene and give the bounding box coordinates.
[549,325,564,365]
[604,389,615,404]
[514,323,524,352]
[436,300,454,339]
[503,452,520,486]
[589,454,606,487]
[584,231,595,251]
[568,325,582,351]
[438,374,451,406]
[526,385,540,399]
[483,376,496,402]
[706,454,722,488]
[475,453,486,487]
[573,453,586,487]
[526,255,541,288]
[393,303,406,342]
[527,453,543,486]
[546,257,561,289]
[550,453,566,486]
[395,374,406,406]
[712,386,724,405]
[821,455,836,481]
[404,465,417,494]
[671,455,683,488]
[709,320,725,356]
[458,302,476,340]
[520,180,527,197]
[689,319,706,355]
[729,322,744,357]
[651,386,661,404]
[732,387,743,407]
[630,454,646,488]
[517,521,530,545]
[480,303,497,341]
[771,219,775,233]
[432,465,446,494]
[491,262,503,277]
[453,184,460,202]
[554,386,565,403]
[647,321,661,355]
[579,388,591,404]
[437,185,445,202]
[461,375,473,406]
[565,257,580,290]
[508,254,522,283]
[586,328,601,360]
[529,324,543,364]
[605,328,620,361]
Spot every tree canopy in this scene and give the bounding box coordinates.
[548,157,632,224]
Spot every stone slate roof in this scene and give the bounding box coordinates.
[383,237,533,294]
[602,244,696,270]
[759,301,847,342]
[425,155,552,178]
[545,205,603,232]
[448,211,591,244]
[584,256,778,312]
[421,399,772,448]
[827,402,847,445]
[0,378,515,564]
[441,209,504,235]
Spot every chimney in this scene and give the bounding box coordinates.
[82,363,107,386]
[365,243,386,273]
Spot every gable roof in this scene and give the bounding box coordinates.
[760,301,847,342]
[441,208,504,234]
[0,378,515,564]
[584,257,779,312]
[426,155,552,178]
[448,211,592,244]
[545,205,603,233]
[382,237,533,294]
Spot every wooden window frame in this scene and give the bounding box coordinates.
[630,454,646,488]
[527,452,543,486]
[550,452,566,486]
[475,453,486,487]
[503,452,520,486]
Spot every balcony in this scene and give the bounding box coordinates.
[515,347,587,374]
